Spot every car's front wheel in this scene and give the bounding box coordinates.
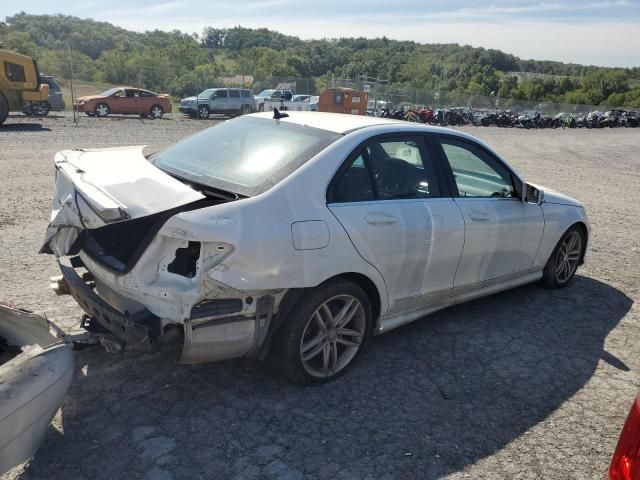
[95,103,110,117]
[271,280,371,384]
[542,225,585,288]
[197,105,210,119]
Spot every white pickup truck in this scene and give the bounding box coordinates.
[254,90,314,112]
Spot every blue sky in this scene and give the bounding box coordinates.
[2,1,639,66]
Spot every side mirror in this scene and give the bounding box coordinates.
[524,183,544,205]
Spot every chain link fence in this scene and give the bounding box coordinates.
[229,75,636,115]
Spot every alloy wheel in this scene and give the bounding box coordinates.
[198,105,209,119]
[96,104,109,117]
[150,106,163,119]
[299,294,366,379]
[555,231,582,283]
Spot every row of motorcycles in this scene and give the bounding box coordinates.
[368,107,640,129]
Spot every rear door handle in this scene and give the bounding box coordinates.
[365,213,397,225]
[468,209,490,222]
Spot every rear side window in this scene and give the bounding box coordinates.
[241,90,251,98]
[229,90,240,98]
[330,136,441,202]
[332,154,375,202]
[4,62,26,82]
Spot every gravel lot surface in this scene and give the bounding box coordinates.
[0,112,638,480]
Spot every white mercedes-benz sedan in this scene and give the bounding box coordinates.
[41,111,589,384]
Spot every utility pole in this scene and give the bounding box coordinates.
[67,41,77,124]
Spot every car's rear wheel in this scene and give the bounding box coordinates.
[31,102,51,117]
[95,103,110,117]
[197,105,210,119]
[271,280,371,384]
[0,94,9,125]
[149,104,164,119]
[240,104,251,115]
[542,225,585,288]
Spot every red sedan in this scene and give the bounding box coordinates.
[74,87,172,119]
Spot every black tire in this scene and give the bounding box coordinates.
[240,104,251,115]
[95,103,110,117]
[541,225,585,289]
[0,94,8,125]
[149,104,164,119]
[258,103,265,112]
[271,280,372,385]
[197,104,210,119]
[32,102,51,117]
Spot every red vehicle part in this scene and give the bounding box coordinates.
[609,395,640,480]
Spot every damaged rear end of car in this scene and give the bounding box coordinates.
[41,117,341,365]
[41,145,284,364]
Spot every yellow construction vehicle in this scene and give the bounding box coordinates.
[0,48,50,125]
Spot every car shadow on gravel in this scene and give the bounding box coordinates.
[18,276,632,480]
[0,123,51,132]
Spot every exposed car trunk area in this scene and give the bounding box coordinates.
[0,336,21,366]
[81,198,224,273]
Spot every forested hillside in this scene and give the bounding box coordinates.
[1,13,639,107]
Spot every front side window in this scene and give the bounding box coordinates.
[330,136,441,202]
[4,62,26,82]
[438,137,516,198]
[213,90,228,98]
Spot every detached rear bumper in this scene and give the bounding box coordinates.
[58,256,159,348]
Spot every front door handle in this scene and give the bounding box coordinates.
[468,209,490,222]
[365,213,397,225]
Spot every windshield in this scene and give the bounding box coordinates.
[100,87,124,96]
[150,117,341,196]
[198,89,215,98]
[257,89,276,97]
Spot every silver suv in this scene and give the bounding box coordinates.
[179,88,256,119]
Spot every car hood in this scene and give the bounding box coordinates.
[40,146,204,257]
[531,183,584,208]
[182,96,209,102]
[75,95,104,102]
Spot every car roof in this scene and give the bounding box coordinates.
[248,111,405,134]
[247,111,477,138]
